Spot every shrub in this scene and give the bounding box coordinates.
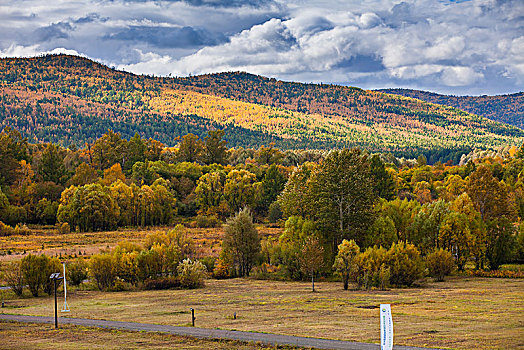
[143,277,181,290]
[177,259,207,288]
[426,248,455,281]
[20,254,49,297]
[0,221,15,236]
[212,257,233,279]
[464,269,524,278]
[112,241,141,285]
[59,222,71,234]
[67,259,88,286]
[194,215,220,228]
[89,254,116,291]
[268,201,283,223]
[199,256,216,273]
[352,242,424,289]
[14,224,31,235]
[136,249,162,281]
[140,225,196,279]
[353,246,388,289]
[43,256,62,295]
[385,241,424,287]
[250,263,280,280]
[3,205,27,226]
[4,261,24,297]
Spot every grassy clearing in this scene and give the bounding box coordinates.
[0,320,302,350]
[0,225,282,263]
[2,277,523,350]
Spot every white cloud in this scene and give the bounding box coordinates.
[0,0,522,94]
[116,50,174,75]
[0,44,41,57]
[0,44,82,58]
[441,66,484,86]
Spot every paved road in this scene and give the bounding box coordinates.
[0,314,440,350]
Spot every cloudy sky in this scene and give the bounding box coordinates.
[0,0,522,95]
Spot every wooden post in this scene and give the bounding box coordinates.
[190,308,195,327]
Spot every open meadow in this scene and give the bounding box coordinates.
[0,321,302,350]
[2,276,523,350]
[0,225,282,265]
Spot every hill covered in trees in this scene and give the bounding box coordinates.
[378,89,524,129]
[1,54,523,162]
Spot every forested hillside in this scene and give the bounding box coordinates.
[378,88,524,129]
[0,54,523,163]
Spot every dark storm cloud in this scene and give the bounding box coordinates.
[104,0,276,8]
[33,22,74,41]
[104,26,227,48]
[334,55,385,73]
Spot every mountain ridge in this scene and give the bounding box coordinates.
[0,54,522,163]
[377,88,524,129]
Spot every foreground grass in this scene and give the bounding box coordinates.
[3,277,523,350]
[0,320,302,350]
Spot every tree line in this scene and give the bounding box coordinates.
[1,126,524,292]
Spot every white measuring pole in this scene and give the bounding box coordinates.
[61,262,70,312]
[380,304,393,350]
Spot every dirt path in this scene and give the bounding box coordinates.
[0,314,439,350]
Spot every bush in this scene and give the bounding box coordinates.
[212,257,233,279]
[67,259,88,286]
[59,222,71,234]
[250,263,280,280]
[0,221,15,236]
[2,205,27,226]
[268,201,283,223]
[20,254,49,297]
[177,259,207,288]
[4,261,24,297]
[199,256,216,273]
[385,241,424,287]
[143,277,181,290]
[352,242,424,289]
[14,224,31,235]
[426,248,455,281]
[89,254,116,291]
[194,215,220,228]
[465,269,524,278]
[43,256,62,295]
[353,246,388,289]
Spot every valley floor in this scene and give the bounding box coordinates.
[1,277,522,350]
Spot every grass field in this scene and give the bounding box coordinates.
[0,321,302,350]
[0,225,282,264]
[2,277,523,350]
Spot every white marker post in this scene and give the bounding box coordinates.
[61,263,70,312]
[380,304,393,350]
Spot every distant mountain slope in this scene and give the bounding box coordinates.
[0,55,522,162]
[378,88,524,129]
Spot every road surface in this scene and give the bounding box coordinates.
[0,314,441,350]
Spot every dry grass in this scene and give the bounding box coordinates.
[0,225,282,263]
[2,277,523,350]
[0,320,301,350]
